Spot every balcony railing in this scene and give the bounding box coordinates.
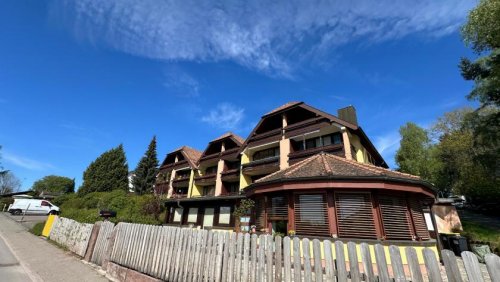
[242,156,280,175]
[220,168,240,182]
[194,173,217,185]
[288,144,343,163]
[171,193,188,199]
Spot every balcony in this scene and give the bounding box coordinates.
[170,193,188,199]
[242,156,280,176]
[199,152,220,163]
[172,175,190,188]
[160,160,189,170]
[221,168,240,182]
[194,173,217,186]
[288,144,344,164]
[247,128,282,147]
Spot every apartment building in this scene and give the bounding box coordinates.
[159,102,437,247]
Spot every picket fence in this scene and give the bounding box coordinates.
[47,218,500,282]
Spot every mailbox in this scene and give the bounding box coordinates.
[99,210,117,219]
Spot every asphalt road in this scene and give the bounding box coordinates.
[2,212,48,229]
[0,229,33,281]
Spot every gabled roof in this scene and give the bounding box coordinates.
[211,132,245,145]
[161,146,202,169]
[264,101,302,116]
[253,152,427,186]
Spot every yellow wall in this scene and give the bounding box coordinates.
[239,152,251,189]
[293,239,438,265]
[42,214,57,237]
[187,170,196,198]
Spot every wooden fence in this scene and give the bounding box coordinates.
[105,222,500,282]
[91,221,115,266]
[49,216,94,257]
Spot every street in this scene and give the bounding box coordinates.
[0,213,109,281]
[2,212,48,229]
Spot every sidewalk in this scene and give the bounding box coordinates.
[0,213,109,282]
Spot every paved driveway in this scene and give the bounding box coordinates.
[2,212,48,230]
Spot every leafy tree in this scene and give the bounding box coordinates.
[0,171,21,194]
[79,145,129,195]
[395,123,434,180]
[32,175,75,194]
[132,136,159,195]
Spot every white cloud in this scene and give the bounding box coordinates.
[163,66,200,97]
[3,152,55,171]
[49,0,475,76]
[201,103,245,130]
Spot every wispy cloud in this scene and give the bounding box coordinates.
[373,131,401,168]
[201,103,245,130]
[163,66,200,97]
[49,0,475,77]
[3,152,55,171]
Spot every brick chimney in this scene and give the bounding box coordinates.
[337,105,358,126]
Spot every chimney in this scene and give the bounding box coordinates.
[337,106,358,126]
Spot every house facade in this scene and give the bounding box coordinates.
[159,102,437,247]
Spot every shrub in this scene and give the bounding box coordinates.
[31,221,45,236]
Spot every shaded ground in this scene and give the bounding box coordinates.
[458,210,500,231]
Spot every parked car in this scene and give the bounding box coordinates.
[8,199,60,215]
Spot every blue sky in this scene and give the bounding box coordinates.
[1,0,477,189]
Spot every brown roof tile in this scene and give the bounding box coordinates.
[182,146,203,166]
[264,101,303,116]
[255,153,420,183]
[212,132,245,145]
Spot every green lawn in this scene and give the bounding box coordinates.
[461,220,500,253]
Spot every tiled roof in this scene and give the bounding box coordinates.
[264,101,303,116]
[212,132,245,145]
[182,146,203,166]
[255,152,420,183]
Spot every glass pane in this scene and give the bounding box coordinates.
[173,208,183,222]
[187,208,198,223]
[219,206,231,224]
[203,208,214,227]
[323,135,332,146]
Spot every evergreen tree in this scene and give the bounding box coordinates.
[132,136,159,195]
[79,145,129,195]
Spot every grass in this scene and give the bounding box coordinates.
[30,221,46,236]
[461,219,500,253]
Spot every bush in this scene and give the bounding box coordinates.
[31,221,45,236]
[462,220,500,254]
[55,190,164,225]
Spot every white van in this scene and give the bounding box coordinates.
[8,199,60,215]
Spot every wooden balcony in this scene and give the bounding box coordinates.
[160,160,189,170]
[247,128,282,147]
[172,175,190,188]
[242,156,280,176]
[221,168,240,182]
[288,144,344,164]
[194,174,216,186]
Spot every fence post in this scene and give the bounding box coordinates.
[102,223,119,270]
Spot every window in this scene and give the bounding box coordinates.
[173,208,183,222]
[202,186,215,196]
[219,206,231,225]
[267,196,288,220]
[335,193,377,239]
[294,194,330,237]
[378,196,413,240]
[205,166,218,175]
[187,208,198,223]
[408,199,430,240]
[253,147,279,161]
[296,133,342,151]
[203,208,214,227]
[41,201,51,207]
[225,183,239,194]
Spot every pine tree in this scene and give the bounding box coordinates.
[79,144,129,195]
[132,136,159,195]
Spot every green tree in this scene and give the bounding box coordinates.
[132,136,159,195]
[32,175,75,194]
[395,122,434,180]
[79,145,129,195]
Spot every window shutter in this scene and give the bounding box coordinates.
[267,196,288,220]
[254,198,266,230]
[378,195,413,240]
[335,193,377,239]
[294,194,330,237]
[408,198,430,240]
